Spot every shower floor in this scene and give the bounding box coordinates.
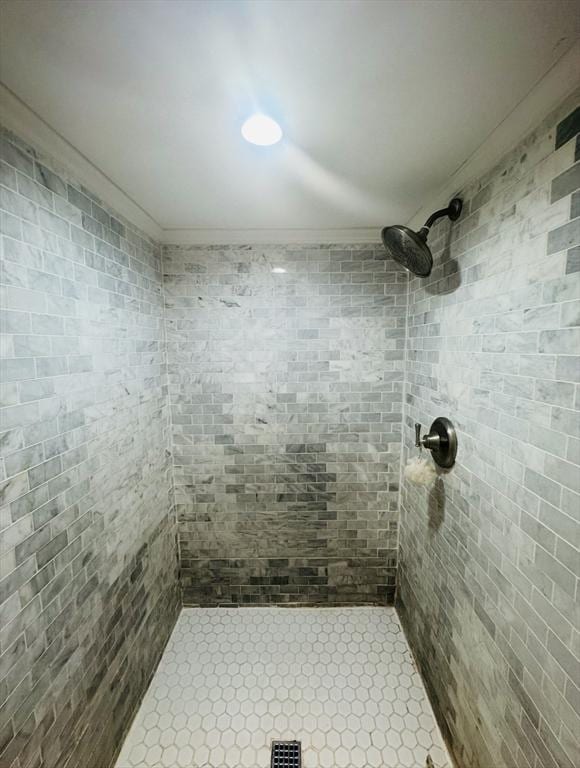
[115,607,451,768]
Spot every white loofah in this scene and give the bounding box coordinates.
[404,455,437,485]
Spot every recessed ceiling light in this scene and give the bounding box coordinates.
[272,267,286,273]
[241,114,283,146]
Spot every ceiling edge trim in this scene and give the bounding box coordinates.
[0,83,163,241]
[162,228,381,245]
[406,39,580,231]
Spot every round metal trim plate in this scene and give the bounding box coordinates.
[429,417,457,468]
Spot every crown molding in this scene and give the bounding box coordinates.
[161,228,380,246]
[0,83,163,240]
[406,40,580,231]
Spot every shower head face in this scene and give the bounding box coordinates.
[381,225,433,277]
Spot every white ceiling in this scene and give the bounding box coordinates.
[1,0,579,235]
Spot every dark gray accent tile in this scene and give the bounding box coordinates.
[566,246,580,274]
[570,190,580,220]
[547,218,580,254]
[551,162,580,203]
[556,106,580,150]
[34,162,66,197]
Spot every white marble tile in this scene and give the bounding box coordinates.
[116,607,452,768]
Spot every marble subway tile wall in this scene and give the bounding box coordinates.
[397,94,580,768]
[0,128,179,768]
[163,244,406,605]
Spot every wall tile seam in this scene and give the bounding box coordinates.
[394,266,410,588]
[80,519,177,631]
[403,320,576,342]
[160,244,185,601]
[517,596,579,687]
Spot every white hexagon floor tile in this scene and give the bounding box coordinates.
[115,607,452,768]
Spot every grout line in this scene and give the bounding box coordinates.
[159,241,183,604]
[395,270,411,602]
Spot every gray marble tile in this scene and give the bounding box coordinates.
[165,242,404,608]
[398,93,580,768]
[0,125,179,768]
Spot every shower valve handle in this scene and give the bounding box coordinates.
[413,418,457,469]
[414,422,441,451]
[414,423,422,448]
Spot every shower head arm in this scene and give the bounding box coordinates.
[422,197,463,232]
[423,207,451,230]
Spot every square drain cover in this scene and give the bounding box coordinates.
[271,740,301,767]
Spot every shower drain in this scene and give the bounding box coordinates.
[270,740,301,767]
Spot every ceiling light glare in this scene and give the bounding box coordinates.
[241,114,283,146]
[272,267,287,273]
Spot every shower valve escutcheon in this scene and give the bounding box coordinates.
[415,417,458,469]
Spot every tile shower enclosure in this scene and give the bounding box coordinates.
[164,243,405,606]
[0,90,579,768]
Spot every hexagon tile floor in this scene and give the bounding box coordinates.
[115,607,452,768]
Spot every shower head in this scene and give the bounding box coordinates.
[381,225,433,277]
[381,197,462,277]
